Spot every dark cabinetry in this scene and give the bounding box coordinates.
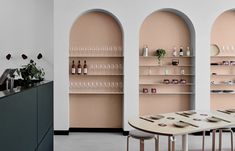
[0,81,53,151]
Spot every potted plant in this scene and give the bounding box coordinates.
[17,59,45,85]
[155,49,166,65]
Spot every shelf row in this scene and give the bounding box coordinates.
[69,55,235,58]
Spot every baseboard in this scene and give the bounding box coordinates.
[69,128,123,133]
[54,130,69,135]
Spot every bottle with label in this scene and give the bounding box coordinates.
[77,60,82,75]
[186,46,191,56]
[172,46,177,57]
[83,60,88,75]
[71,60,76,74]
[143,45,148,57]
[179,46,184,56]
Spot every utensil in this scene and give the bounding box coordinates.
[139,116,154,123]
[211,116,231,123]
[217,110,231,115]
[149,115,164,120]
[179,120,199,128]
[175,112,190,118]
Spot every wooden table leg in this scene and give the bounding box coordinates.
[182,134,188,151]
[212,129,216,151]
[202,131,205,151]
[140,139,144,151]
[219,129,222,151]
[171,136,175,151]
[168,136,171,151]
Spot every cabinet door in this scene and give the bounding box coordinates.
[0,88,37,151]
[37,82,53,143]
[37,127,53,151]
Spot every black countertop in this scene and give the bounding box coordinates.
[0,80,52,99]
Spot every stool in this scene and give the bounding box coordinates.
[127,130,159,151]
[218,128,233,151]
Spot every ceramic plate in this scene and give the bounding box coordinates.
[211,44,220,56]
[207,117,221,122]
[182,111,196,115]
[173,121,188,128]
[150,115,164,120]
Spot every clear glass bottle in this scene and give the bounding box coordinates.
[186,46,191,56]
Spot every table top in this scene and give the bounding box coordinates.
[128,110,235,136]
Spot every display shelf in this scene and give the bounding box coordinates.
[211,65,235,67]
[211,56,235,58]
[140,65,193,67]
[211,83,235,86]
[69,56,123,58]
[211,92,235,94]
[70,74,123,76]
[69,91,124,95]
[211,74,235,76]
[139,56,194,58]
[140,83,194,85]
[139,74,194,76]
[139,92,194,95]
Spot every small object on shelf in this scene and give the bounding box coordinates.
[180,79,186,84]
[211,90,222,93]
[173,121,188,128]
[163,79,170,84]
[179,46,184,57]
[172,46,177,57]
[77,60,82,75]
[186,46,191,56]
[172,59,179,66]
[212,73,217,75]
[142,45,148,57]
[71,60,76,74]
[230,61,235,65]
[83,60,88,75]
[211,44,220,56]
[222,90,234,93]
[180,68,185,75]
[211,63,219,65]
[222,61,229,65]
[172,79,179,84]
[151,88,156,93]
[164,68,169,75]
[143,88,148,93]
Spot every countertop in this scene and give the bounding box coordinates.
[0,80,52,99]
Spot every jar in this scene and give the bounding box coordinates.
[172,79,179,84]
[143,88,148,93]
[151,88,156,93]
[143,45,148,57]
[163,79,170,84]
[172,59,179,66]
[180,79,186,84]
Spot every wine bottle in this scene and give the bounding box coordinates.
[71,60,76,74]
[77,60,82,75]
[179,46,184,56]
[83,60,88,75]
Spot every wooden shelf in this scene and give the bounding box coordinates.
[70,74,123,76]
[211,74,235,76]
[211,92,235,94]
[139,56,194,58]
[211,83,235,86]
[69,91,124,95]
[140,65,193,67]
[70,56,123,58]
[211,65,235,67]
[211,56,235,58]
[140,83,194,85]
[140,74,194,76]
[139,92,194,95]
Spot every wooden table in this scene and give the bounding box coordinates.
[128,110,235,151]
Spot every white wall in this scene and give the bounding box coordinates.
[0,0,53,80]
[54,0,235,131]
